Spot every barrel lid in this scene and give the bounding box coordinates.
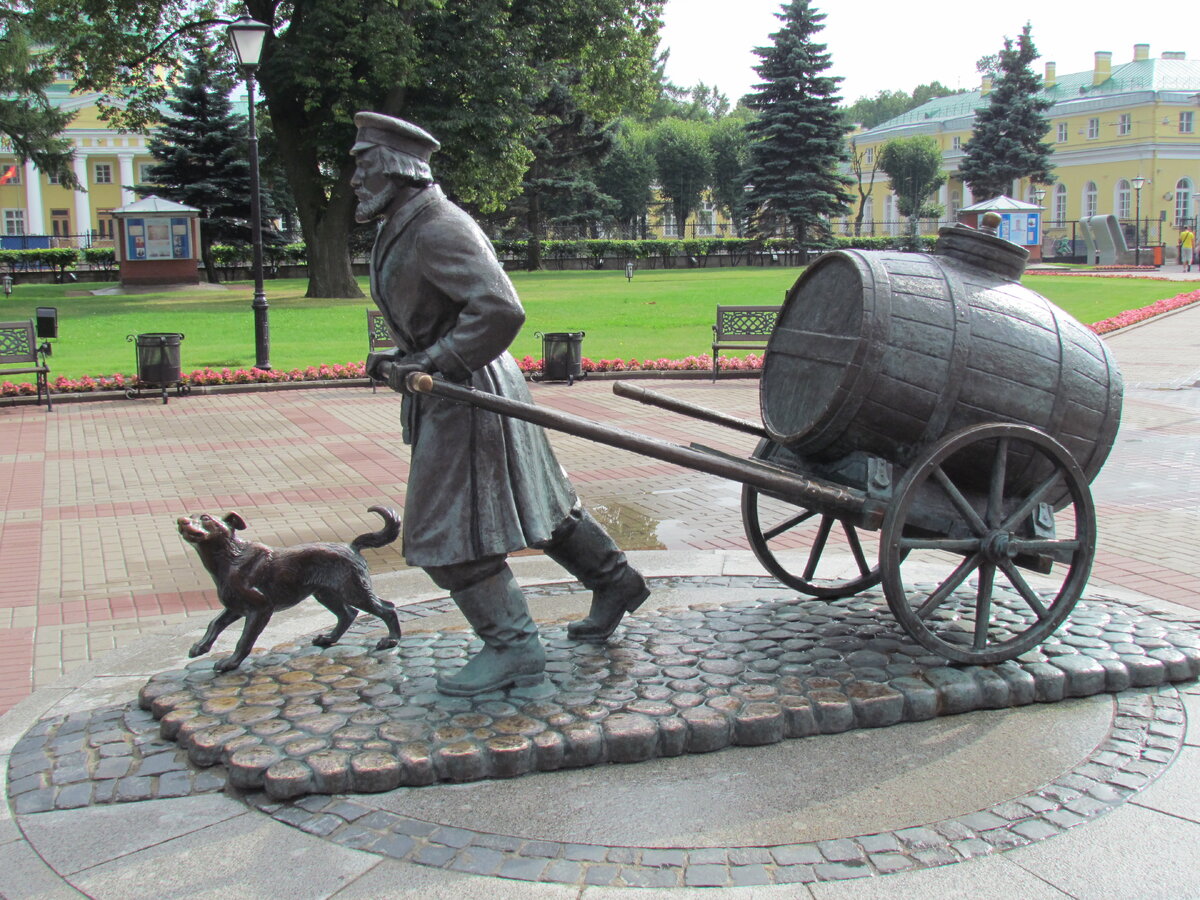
[935,215,1028,281]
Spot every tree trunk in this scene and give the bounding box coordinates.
[525,188,543,271]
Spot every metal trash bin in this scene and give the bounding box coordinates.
[532,331,586,385]
[126,332,189,404]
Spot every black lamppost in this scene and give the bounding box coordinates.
[1132,176,1146,267]
[228,16,272,370]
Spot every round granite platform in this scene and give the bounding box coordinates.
[7,575,1196,889]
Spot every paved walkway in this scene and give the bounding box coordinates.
[1,281,1199,897]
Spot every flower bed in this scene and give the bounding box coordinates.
[1088,288,1200,334]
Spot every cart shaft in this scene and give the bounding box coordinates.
[612,381,769,439]
[406,373,881,526]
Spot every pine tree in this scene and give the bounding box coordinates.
[959,24,1055,201]
[743,0,852,245]
[138,39,254,283]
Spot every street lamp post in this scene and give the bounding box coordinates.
[228,16,272,370]
[1131,176,1146,267]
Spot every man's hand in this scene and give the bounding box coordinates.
[382,351,435,394]
[366,348,401,382]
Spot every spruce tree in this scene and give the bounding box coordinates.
[743,0,852,245]
[959,24,1055,201]
[138,39,254,283]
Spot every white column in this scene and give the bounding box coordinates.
[118,153,135,207]
[938,184,948,226]
[73,155,90,246]
[23,161,44,235]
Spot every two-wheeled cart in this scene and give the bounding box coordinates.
[408,219,1123,666]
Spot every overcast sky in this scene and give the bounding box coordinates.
[659,0,1194,104]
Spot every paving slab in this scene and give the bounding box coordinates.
[1003,801,1200,899]
[17,794,248,876]
[65,809,381,900]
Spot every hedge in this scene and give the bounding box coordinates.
[0,247,80,275]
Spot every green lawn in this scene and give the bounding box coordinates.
[0,266,1185,381]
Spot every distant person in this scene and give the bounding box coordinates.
[1179,225,1194,272]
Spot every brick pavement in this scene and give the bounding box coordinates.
[1,300,1198,715]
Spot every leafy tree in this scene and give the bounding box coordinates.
[596,121,656,236]
[512,73,621,269]
[743,0,852,245]
[31,0,664,297]
[138,39,260,283]
[959,24,1055,201]
[650,117,713,236]
[877,135,945,248]
[708,112,751,235]
[0,10,78,187]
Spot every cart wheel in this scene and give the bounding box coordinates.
[741,439,884,598]
[879,424,1096,665]
[177,384,191,397]
[125,388,136,400]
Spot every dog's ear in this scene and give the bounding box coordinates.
[224,512,247,531]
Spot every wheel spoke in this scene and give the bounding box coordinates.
[803,516,835,580]
[843,524,871,576]
[763,508,819,541]
[998,559,1051,621]
[1000,471,1065,533]
[916,552,982,619]
[988,438,1009,528]
[973,563,996,650]
[900,537,981,553]
[932,466,988,536]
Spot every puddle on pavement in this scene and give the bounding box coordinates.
[587,501,667,550]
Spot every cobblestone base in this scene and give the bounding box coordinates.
[7,576,1197,888]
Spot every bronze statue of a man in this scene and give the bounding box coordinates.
[352,112,648,697]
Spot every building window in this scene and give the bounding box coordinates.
[1,164,21,185]
[1117,113,1132,136]
[1115,180,1131,219]
[1053,184,1067,225]
[1175,178,1193,225]
[1181,111,1194,134]
[1083,181,1098,218]
[47,171,60,185]
[95,209,115,240]
[862,196,874,233]
[662,210,678,238]
[951,136,961,152]
[698,201,716,237]
[1087,118,1100,139]
[137,163,156,183]
[3,209,25,235]
[93,163,113,184]
[949,190,961,222]
[1057,123,1068,143]
[864,147,873,165]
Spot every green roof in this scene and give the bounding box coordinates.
[864,57,1200,134]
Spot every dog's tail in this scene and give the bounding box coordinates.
[352,506,401,552]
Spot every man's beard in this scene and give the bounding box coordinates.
[355,183,399,223]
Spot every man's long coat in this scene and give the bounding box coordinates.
[370,185,576,567]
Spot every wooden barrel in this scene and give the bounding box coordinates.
[760,228,1123,487]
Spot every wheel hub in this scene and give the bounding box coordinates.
[981,529,1014,564]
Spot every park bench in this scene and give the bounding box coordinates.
[711,305,779,381]
[0,320,52,410]
[367,309,395,392]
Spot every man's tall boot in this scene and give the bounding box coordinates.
[436,565,546,697]
[542,509,650,642]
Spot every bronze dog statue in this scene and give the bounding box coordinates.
[179,505,403,672]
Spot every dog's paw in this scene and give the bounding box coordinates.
[214,656,241,673]
[374,637,398,651]
[188,643,209,658]
[312,634,336,648]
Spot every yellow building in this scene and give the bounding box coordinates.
[0,81,155,247]
[847,43,1200,254]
